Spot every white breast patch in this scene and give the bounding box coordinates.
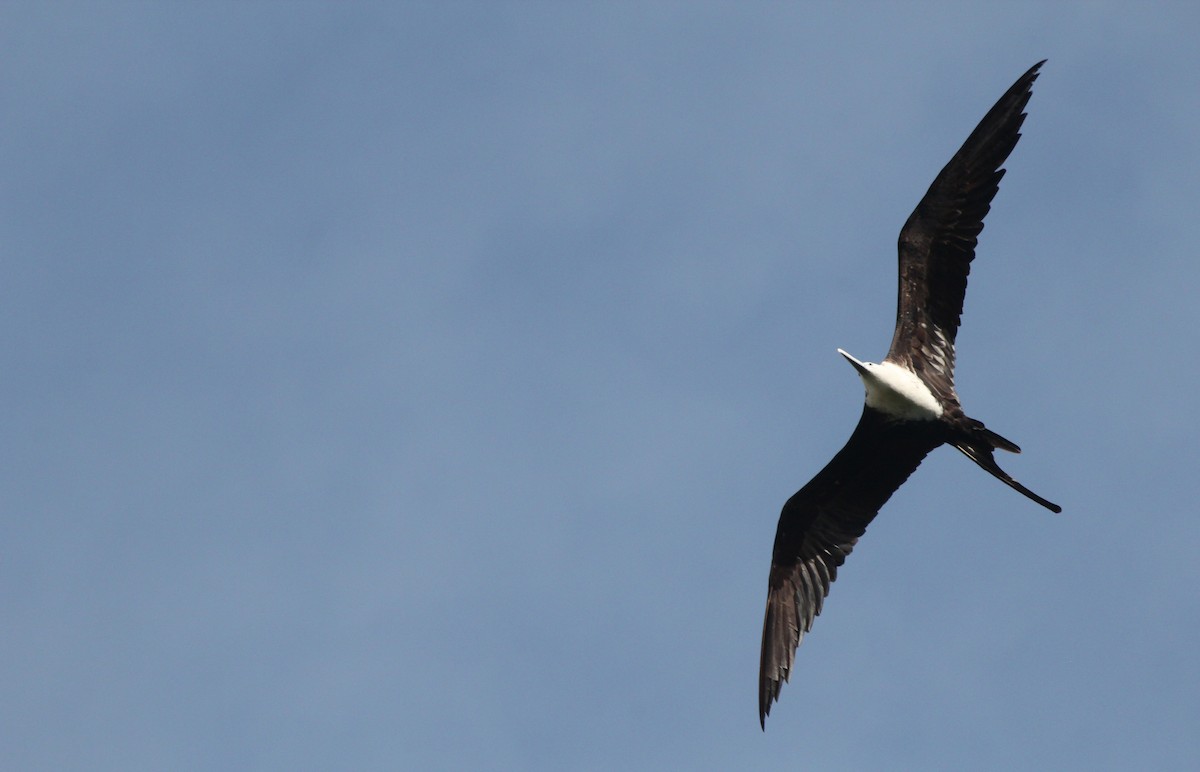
[860,361,944,420]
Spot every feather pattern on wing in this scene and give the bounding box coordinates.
[886,61,1044,403]
[758,409,945,726]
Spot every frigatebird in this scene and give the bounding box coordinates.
[758,61,1060,728]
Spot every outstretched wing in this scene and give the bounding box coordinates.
[886,61,1044,400]
[759,409,945,727]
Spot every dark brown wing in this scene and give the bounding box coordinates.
[886,61,1044,399]
[759,409,945,727]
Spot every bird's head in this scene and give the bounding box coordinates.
[836,348,943,419]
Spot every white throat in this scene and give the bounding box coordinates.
[837,349,943,420]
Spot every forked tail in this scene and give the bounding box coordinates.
[953,422,1062,513]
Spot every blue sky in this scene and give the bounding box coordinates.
[3,3,1198,770]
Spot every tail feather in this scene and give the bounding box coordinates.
[979,426,1021,454]
[954,424,1062,513]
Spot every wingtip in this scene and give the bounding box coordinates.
[758,691,774,731]
[1022,60,1047,87]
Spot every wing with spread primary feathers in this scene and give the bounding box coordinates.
[886,61,1044,401]
[759,409,945,727]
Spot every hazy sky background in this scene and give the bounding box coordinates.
[3,4,1198,770]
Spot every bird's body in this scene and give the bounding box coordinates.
[758,61,1060,728]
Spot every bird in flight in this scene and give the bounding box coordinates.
[758,61,1060,729]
